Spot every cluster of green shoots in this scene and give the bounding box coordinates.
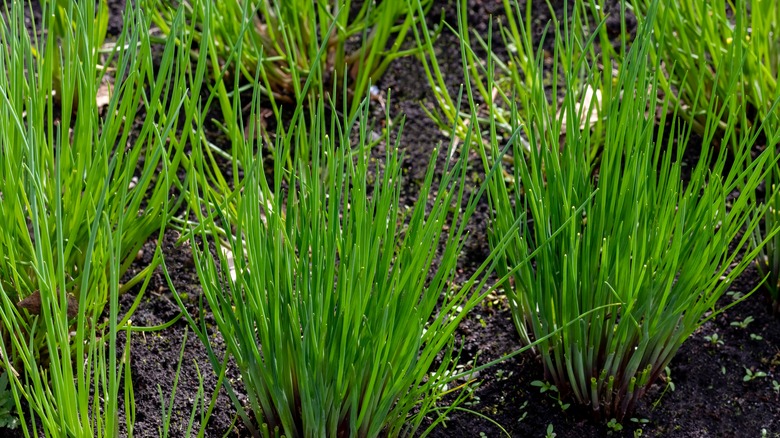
[0,0,208,435]
[169,32,536,434]
[146,0,431,119]
[3,0,780,435]
[417,0,632,167]
[40,0,109,104]
[418,0,780,422]
[754,157,780,311]
[629,1,780,309]
[0,0,546,435]
[631,0,780,138]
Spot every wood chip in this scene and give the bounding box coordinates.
[16,290,79,318]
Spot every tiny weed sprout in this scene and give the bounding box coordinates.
[531,380,557,394]
[463,0,779,421]
[0,0,202,434]
[531,381,570,411]
[0,373,18,430]
[147,0,431,118]
[703,333,724,347]
[662,367,675,393]
[606,418,623,432]
[517,401,529,422]
[744,368,768,382]
[730,316,755,329]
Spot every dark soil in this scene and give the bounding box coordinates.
[7,0,780,437]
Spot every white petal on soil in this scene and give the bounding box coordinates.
[559,85,602,133]
[96,77,112,108]
[221,245,237,282]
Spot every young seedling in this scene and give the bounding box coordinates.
[651,368,676,410]
[531,380,558,394]
[0,373,18,430]
[495,369,513,382]
[704,333,725,347]
[744,368,768,382]
[731,316,755,329]
[606,418,623,433]
[531,381,570,411]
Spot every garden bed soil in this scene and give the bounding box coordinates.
[12,0,780,437]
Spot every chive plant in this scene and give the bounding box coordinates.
[414,0,630,165]
[470,3,778,420]
[755,191,780,312]
[630,0,780,138]
[165,39,545,432]
[0,0,205,434]
[41,0,109,105]
[147,0,431,118]
[753,151,780,313]
[629,0,780,311]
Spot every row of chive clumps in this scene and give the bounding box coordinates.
[0,0,778,437]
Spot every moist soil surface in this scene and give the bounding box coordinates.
[13,0,780,437]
